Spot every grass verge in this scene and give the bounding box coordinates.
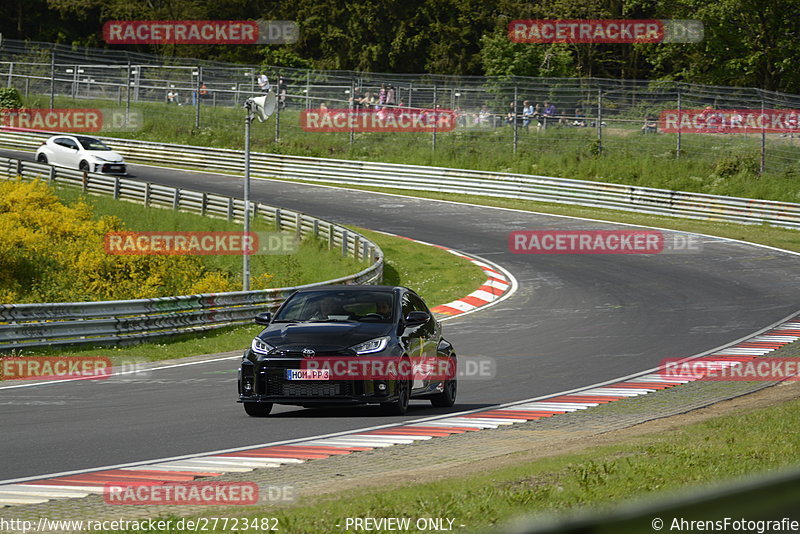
[95,383,800,534]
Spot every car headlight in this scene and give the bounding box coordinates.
[350,336,389,355]
[90,155,109,162]
[251,338,274,355]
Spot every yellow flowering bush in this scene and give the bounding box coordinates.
[0,180,242,303]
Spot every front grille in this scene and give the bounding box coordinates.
[262,370,354,397]
[102,163,126,173]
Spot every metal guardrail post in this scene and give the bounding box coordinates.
[596,89,603,155]
[676,84,682,159]
[760,91,766,173]
[513,84,519,155]
[432,85,438,152]
[49,50,55,110]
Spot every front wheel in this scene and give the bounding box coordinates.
[36,154,48,164]
[243,402,273,417]
[79,160,90,172]
[430,378,457,408]
[380,378,410,415]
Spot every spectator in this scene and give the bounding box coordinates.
[377,83,387,110]
[506,101,518,126]
[542,100,557,128]
[533,103,544,130]
[572,107,587,127]
[257,73,270,93]
[359,91,375,108]
[167,90,179,105]
[474,105,492,127]
[349,87,364,108]
[641,115,657,134]
[385,84,396,106]
[521,100,534,129]
[277,77,287,109]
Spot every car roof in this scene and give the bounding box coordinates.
[295,285,403,293]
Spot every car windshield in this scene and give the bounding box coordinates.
[76,136,111,151]
[274,290,395,323]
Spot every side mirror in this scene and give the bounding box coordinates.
[404,311,430,327]
[254,312,272,325]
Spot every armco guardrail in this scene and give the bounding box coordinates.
[2,129,798,229]
[0,155,382,351]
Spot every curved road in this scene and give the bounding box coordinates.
[1,151,799,481]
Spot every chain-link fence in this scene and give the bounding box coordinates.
[2,38,799,178]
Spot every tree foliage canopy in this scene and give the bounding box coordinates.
[0,0,797,92]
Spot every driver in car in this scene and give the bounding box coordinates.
[375,297,393,319]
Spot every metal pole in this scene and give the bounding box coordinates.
[275,71,281,143]
[195,65,202,129]
[760,93,766,174]
[349,80,355,147]
[305,71,310,108]
[49,50,55,110]
[125,61,131,125]
[513,85,519,155]
[243,110,252,291]
[596,89,602,155]
[676,85,682,158]
[432,85,437,151]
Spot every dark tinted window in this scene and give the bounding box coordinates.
[274,290,395,322]
[54,138,78,150]
[76,136,111,151]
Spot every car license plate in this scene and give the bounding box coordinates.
[109,165,122,170]
[286,369,330,380]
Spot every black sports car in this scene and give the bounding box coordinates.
[238,285,457,416]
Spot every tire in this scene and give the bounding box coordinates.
[430,377,457,408]
[243,402,273,417]
[36,154,48,164]
[381,377,410,415]
[79,161,90,172]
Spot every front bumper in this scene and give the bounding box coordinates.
[238,358,398,406]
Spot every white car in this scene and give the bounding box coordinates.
[35,135,127,175]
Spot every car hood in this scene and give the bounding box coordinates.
[84,150,124,162]
[259,321,393,351]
